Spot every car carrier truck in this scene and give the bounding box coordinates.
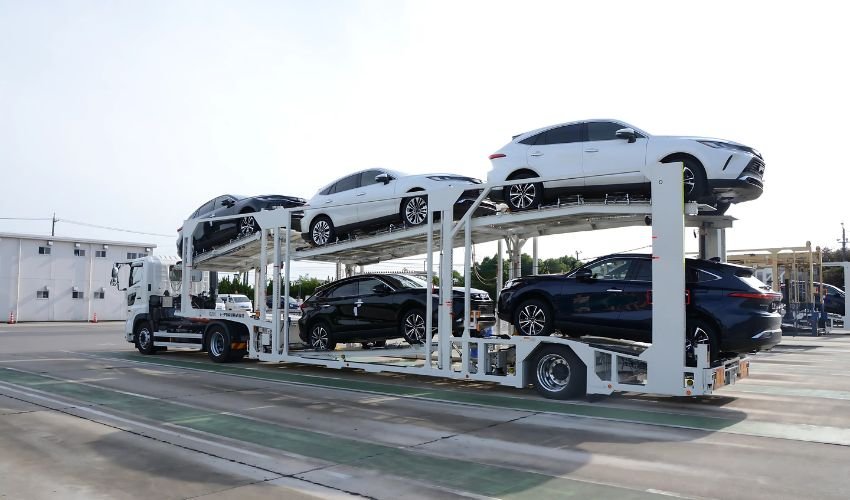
[113,162,752,399]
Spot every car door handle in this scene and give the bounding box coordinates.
[529,151,544,157]
[584,148,599,153]
[323,199,333,204]
[355,300,363,306]
[606,288,623,292]
[356,193,366,197]
[320,304,331,308]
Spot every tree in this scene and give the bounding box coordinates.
[266,274,328,299]
[470,253,582,297]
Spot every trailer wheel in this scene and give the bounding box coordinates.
[134,322,156,355]
[531,345,586,400]
[308,322,337,351]
[207,325,232,363]
[514,298,553,336]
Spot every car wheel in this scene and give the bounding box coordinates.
[134,321,156,355]
[401,309,427,345]
[238,214,259,238]
[309,216,336,246]
[681,159,707,202]
[401,194,428,226]
[685,320,719,366]
[514,298,553,336]
[308,322,336,351]
[531,345,586,399]
[506,173,543,211]
[207,325,232,363]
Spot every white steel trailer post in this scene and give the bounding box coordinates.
[176,162,746,398]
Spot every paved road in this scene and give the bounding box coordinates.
[2,323,850,499]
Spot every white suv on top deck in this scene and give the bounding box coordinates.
[487,119,765,214]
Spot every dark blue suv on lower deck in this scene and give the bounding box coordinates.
[498,254,782,361]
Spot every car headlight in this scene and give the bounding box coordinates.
[697,140,755,155]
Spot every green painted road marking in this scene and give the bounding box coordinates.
[0,367,659,499]
[88,352,850,447]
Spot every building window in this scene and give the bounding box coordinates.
[72,291,84,299]
[94,291,105,299]
[36,290,49,299]
[95,250,107,258]
[39,246,51,255]
[127,252,138,259]
[74,249,86,257]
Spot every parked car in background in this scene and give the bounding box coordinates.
[487,119,764,214]
[177,194,306,255]
[497,254,782,364]
[781,281,846,316]
[298,273,495,350]
[266,295,301,314]
[218,294,253,313]
[300,168,497,246]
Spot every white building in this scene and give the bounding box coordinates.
[0,233,155,322]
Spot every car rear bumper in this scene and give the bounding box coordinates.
[722,314,782,352]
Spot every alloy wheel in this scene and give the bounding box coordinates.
[508,183,536,210]
[405,197,427,225]
[404,312,426,343]
[312,220,331,246]
[310,325,331,350]
[683,166,696,196]
[518,304,546,335]
[238,216,257,238]
[685,327,711,355]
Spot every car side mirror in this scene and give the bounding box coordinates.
[615,128,637,143]
[575,269,593,280]
[375,173,391,185]
[372,284,391,294]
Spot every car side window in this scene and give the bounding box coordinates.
[358,278,385,294]
[519,132,544,145]
[360,170,384,187]
[587,258,634,281]
[632,260,652,281]
[543,124,582,144]
[320,182,337,196]
[328,281,359,298]
[198,198,216,216]
[331,174,360,194]
[587,121,645,141]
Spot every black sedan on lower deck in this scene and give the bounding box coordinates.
[298,273,495,350]
[497,254,782,362]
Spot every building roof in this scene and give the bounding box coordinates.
[0,232,155,248]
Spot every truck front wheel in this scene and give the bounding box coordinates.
[207,325,233,363]
[134,321,156,355]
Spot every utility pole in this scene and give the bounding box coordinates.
[840,222,848,261]
[51,213,56,236]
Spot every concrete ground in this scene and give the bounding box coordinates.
[2,322,850,499]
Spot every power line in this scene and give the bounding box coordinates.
[54,218,174,238]
[0,217,52,221]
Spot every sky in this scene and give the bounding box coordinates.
[2,0,849,280]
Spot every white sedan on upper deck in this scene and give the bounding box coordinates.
[487,119,765,214]
[300,168,497,246]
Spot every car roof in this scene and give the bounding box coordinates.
[512,119,650,142]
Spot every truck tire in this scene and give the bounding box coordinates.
[134,321,156,355]
[206,325,232,363]
[531,345,586,400]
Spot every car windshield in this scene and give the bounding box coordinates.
[233,296,250,303]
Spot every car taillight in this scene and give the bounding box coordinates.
[299,302,308,311]
[489,153,506,160]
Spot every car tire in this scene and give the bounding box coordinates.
[134,321,156,355]
[685,320,719,367]
[681,159,707,202]
[506,173,543,211]
[514,298,553,336]
[308,322,336,351]
[401,193,428,226]
[309,216,336,246]
[400,308,427,345]
[206,325,232,363]
[531,345,586,400]
[238,213,260,239]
